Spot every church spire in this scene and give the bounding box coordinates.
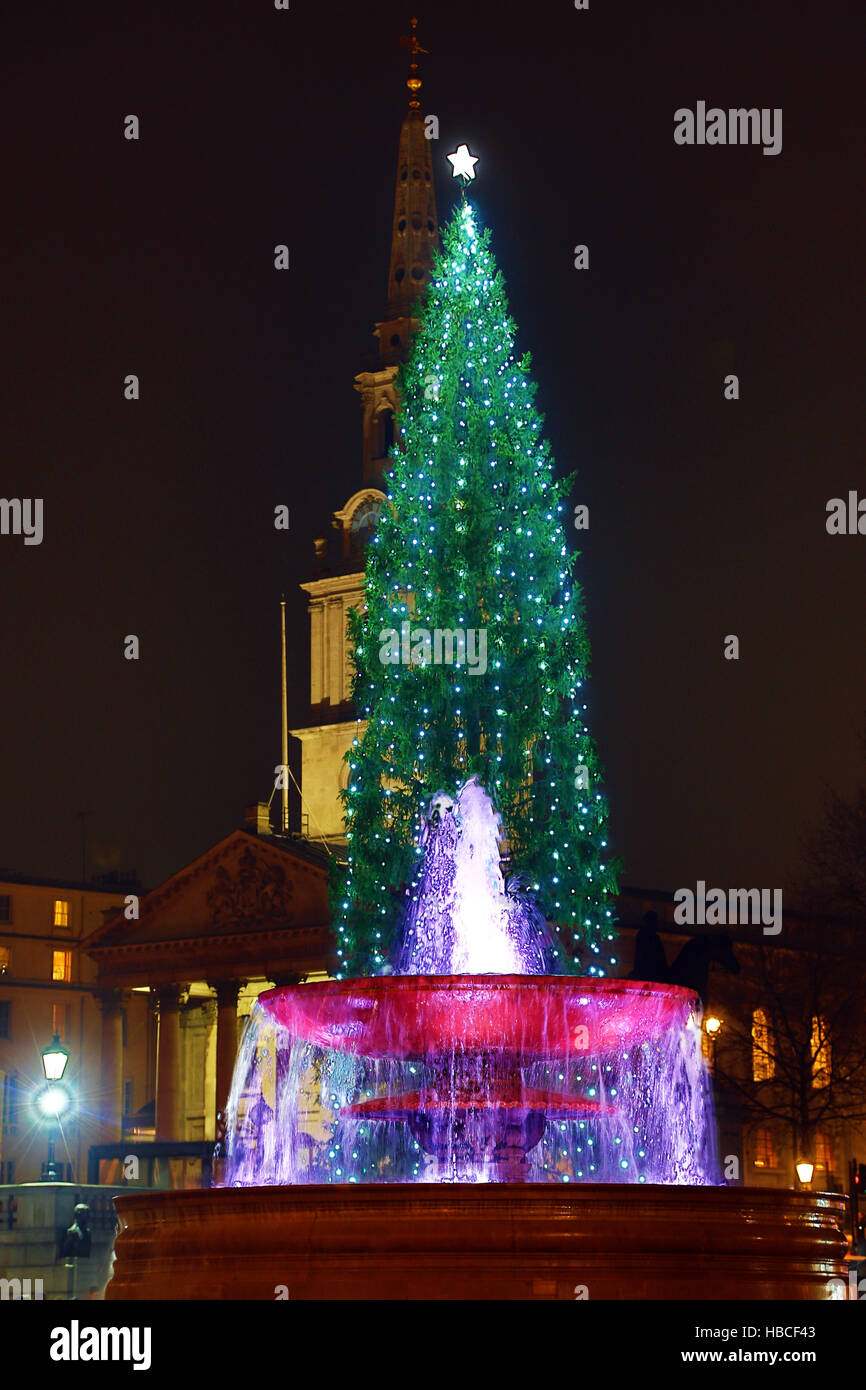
[384,17,439,329]
[354,17,440,488]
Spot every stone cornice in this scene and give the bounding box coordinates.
[290,719,363,740]
[88,922,329,959]
[299,572,365,600]
[353,365,400,388]
[91,923,332,988]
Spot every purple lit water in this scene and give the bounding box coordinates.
[221,781,719,1186]
[397,781,555,975]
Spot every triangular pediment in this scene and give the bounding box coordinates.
[84,830,330,955]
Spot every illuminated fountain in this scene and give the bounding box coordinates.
[223,780,715,1189]
[107,777,846,1298]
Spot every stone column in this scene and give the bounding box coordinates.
[155,988,183,1141]
[210,981,241,1184]
[328,597,343,705]
[214,981,241,1123]
[97,989,126,1146]
[309,600,324,705]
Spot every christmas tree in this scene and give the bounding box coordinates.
[333,191,618,977]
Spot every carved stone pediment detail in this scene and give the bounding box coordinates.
[206,846,295,931]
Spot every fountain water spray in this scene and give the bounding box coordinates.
[397,780,554,975]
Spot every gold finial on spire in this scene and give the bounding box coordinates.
[398,16,428,109]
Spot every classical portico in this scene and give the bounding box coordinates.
[83,822,331,1165]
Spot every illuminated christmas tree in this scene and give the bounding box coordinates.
[333,177,618,977]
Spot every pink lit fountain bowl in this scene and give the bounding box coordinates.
[256,976,704,1173]
[258,974,698,1065]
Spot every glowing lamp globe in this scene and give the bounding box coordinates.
[705,1016,722,1035]
[36,1083,70,1118]
[796,1161,815,1186]
[41,1032,70,1083]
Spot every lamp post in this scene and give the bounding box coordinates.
[704,1015,722,1067]
[39,1033,71,1181]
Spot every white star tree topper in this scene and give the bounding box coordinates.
[447,143,479,183]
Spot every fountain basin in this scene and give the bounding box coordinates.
[106,1183,846,1300]
[228,973,713,1184]
[258,974,697,1058]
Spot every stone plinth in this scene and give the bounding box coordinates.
[106,1183,846,1301]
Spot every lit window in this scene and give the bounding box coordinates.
[815,1132,833,1172]
[51,1003,69,1039]
[53,899,69,927]
[753,1127,778,1169]
[0,946,10,975]
[811,1016,831,1087]
[51,950,71,982]
[751,1008,775,1081]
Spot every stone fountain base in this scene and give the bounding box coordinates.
[106,1183,845,1300]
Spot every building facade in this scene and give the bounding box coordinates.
[616,888,866,1198]
[0,873,142,1185]
[81,817,331,1187]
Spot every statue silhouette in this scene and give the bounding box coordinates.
[628,910,740,1005]
[60,1202,92,1260]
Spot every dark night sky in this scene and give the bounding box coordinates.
[1,1,863,902]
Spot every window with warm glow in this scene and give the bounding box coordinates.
[753,1127,777,1169]
[0,946,10,975]
[751,1008,775,1081]
[814,1131,833,1172]
[811,1016,831,1087]
[51,1003,69,1039]
[53,899,69,927]
[51,950,71,982]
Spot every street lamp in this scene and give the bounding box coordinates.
[796,1160,815,1187]
[703,1015,722,1068]
[41,1032,70,1083]
[38,1033,71,1181]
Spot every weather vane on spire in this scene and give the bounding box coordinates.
[398,16,428,110]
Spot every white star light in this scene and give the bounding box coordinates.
[447,144,478,182]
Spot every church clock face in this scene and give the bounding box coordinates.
[350,498,382,546]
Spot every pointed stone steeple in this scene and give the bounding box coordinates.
[382,25,440,333]
[356,17,440,486]
[290,22,441,848]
